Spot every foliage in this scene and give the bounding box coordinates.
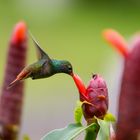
[41,123,97,140]
[41,100,116,140]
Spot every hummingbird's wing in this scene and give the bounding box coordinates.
[29,32,52,61]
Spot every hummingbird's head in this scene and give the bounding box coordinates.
[59,60,73,75]
[52,60,73,75]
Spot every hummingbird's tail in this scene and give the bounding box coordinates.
[7,69,31,89]
[7,78,22,89]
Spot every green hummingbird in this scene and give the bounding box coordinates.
[8,34,73,88]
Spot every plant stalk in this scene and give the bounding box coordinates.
[85,128,98,140]
[84,119,99,140]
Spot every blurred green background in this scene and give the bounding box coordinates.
[0,0,140,139]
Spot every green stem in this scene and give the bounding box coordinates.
[84,119,99,140]
[84,127,98,140]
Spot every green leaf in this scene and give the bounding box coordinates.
[74,101,83,123]
[41,123,97,140]
[104,113,116,122]
[97,119,110,140]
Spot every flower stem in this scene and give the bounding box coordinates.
[84,120,99,140]
[84,126,98,140]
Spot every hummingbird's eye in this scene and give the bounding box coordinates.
[68,65,72,71]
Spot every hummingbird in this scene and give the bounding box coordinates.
[8,34,73,88]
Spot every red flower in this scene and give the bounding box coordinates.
[103,29,140,140]
[72,74,108,124]
[0,22,28,140]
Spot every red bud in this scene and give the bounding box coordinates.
[72,74,108,124]
[82,74,108,123]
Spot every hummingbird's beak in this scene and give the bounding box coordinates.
[70,72,74,76]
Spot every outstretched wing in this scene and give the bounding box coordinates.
[29,31,51,60]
